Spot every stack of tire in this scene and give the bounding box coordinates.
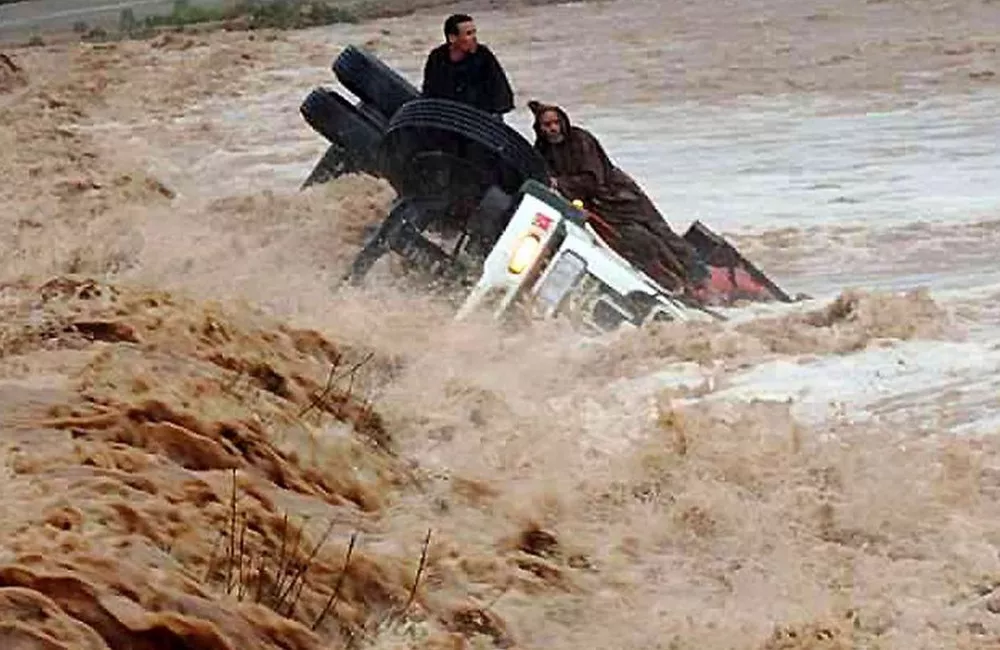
[299,45,548,199]
[299,45,418,187]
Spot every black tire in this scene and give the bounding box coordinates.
[376,98,548,201]
[299,87,384,174]
[356,101,388,131]
[332,45,421,120]
[301,142,360,189]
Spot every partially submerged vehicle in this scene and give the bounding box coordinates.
[299,46,798,334]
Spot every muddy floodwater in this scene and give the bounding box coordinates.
[2,0,1000,648]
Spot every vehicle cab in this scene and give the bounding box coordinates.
[456,180,709,334]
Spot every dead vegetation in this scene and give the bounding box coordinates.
[0,52,28,92]
[198,468,436,645]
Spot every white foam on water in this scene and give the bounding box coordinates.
[692,339,1000,430]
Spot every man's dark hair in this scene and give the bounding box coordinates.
[444,13,473,38]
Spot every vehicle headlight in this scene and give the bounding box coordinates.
[508,233,542,275]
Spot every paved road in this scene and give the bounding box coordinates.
[0,0,220,43]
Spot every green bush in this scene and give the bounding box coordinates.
[140,0,359,30]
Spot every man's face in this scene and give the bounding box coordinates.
[448,20,478,53]
[540,110,564,143]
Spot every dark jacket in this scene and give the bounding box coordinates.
[422,43,515,116]
[528,100,703,290]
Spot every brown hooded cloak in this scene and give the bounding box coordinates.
[528,100,703,291]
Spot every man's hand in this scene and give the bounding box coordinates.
[548,176,559,190]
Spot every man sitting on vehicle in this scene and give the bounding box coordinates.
[422,14,515,120]
[527,100,707,293]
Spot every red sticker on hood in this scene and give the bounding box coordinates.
[532,213,553,231]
